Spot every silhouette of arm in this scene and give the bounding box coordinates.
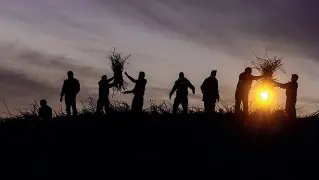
[188,81,195,94]
[75,80,80,94]
[216,79,220,100]
[107,76,115,83]
[125,72,137,83]
[109,82,116,88]
[123,90,133,94]
[60,81,66,98]
[274,81,289,89]
[169,82,177,97]
[250,75,263,81]
[200,79,207,94]
[38,108,43,119]
[49,108,52,119]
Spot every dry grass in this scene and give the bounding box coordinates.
[0,91,316,123]
[0,98,317,128]
[1,94,311,120]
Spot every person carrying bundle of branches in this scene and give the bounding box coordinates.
[96,75,115,115]
[272,74,299,119]
[235,49,286,116]
[235,67,263,116]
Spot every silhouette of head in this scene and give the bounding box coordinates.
[245,67,252,74]
[101,75,107,80]
[179,72,185,80]
[211,70,217,77]
[291,74,299,82]
[40,99,47,107]
[67,71,74,79]
[138,71,145,80]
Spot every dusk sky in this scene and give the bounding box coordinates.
[1,0,319,115]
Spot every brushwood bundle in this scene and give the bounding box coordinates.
[249,50,286,108]
[107,48,130,94]
[251,50,286,82]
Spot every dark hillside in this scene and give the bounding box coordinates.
[0,104,318,179]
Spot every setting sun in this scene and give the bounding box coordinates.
[260,91,269,101]
[254,85,275,107]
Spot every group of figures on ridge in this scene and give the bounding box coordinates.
[38,68,299,121]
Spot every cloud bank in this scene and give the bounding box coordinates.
[1,0,319,114]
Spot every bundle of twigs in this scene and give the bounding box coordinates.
[107,48,130,94]
[251,49,286,82]
[250,49,286,108]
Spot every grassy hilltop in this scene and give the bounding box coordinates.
[0,100,319,178]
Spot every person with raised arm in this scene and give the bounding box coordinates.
[96,75,115,114]
[272,74,299,119]
[235,67,263,115]
[124,71,147,113]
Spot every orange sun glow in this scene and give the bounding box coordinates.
[255,86,274,107]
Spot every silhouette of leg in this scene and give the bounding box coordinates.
[104,99,110,114]
[96,98,103,114]
[173,98,181,115]
[131,96,136,112]
[212,102,216,113]
[204,100,212,114]
[285,100,290,118]
[235,93,241,114]
[242,94,249,116]
[137,96,144,112]
[71,98,77,116]
[291,102,296,119]
[285,99,296,119]
[65,99,71,116]
[204,100,208,113]
[182,98,188,115]
[132,95,144,113]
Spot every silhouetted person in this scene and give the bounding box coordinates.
[96,75,115,114]
[124,71,147,113]
[201,70,219,114]
[169,72,195,115]
[235,67,263,115]
[273,74,299,119]
[60,71,80,116]
[38,99,52,122]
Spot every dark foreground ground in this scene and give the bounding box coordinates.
[0,111,318,179]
